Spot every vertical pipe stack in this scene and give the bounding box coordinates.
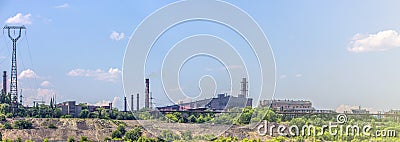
[131,94,134,111]
[2,71,6,95]
[136,93,139,111]
[145,79,150,109]
[240,78,247,98]
[124,96,127,112]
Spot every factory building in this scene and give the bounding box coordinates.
[157,78,252,112]
[259,99,316,112]
[157,93,252,112]
[57,101,112,117]
[57,101,82,117]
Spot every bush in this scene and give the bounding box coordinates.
[48,123,57,129]
[3,122,12,129]
[181,130,192,140]
[0,114,6,121]
[111,130,123,139]
[67,136,75,142]
[159,130,180,141]
[13,120,33,129]
[103,137,111,141]
[80,136,88,142]
[125,127,142,141]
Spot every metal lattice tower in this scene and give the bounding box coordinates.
[3,25,25,114]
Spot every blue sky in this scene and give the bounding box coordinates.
[1,1,400,112]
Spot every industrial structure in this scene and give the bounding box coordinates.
[57,101,112,117]
[157,78,252,112]
[2,25,26,115]
[145,78,150,109]
[157,93,252,112]
[259,99,315,112]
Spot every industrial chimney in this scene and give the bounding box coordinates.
[2,71,6,95]
[239,78,248,98]
[136,93,139,111]
[124,96,127,112]
[145,79,150,109]
[131,94,134,111]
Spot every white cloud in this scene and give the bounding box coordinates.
[109,31,125,41]
[67,68,121,83]
[295,74,302,78]
[348,30,400,52]
[37,88,55,99]
[23,88,56,106]
[89,100,111,106]
[5,13,32,25]
[19,69,38,79]
[40,81,53,87]
[279,74,287,79]
[54,3,69,8]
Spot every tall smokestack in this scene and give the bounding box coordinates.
[145,79,150,109]
[240,78,247,98]
[136,93,139,111]
[131,94,134,111]
[124,96,127,112]
[2,71,6,95]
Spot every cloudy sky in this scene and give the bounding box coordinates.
[0,1,400,111]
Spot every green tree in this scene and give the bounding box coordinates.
[124,127,142,141]
[116,124,126,135]
[79,109,90,118]
[165,113,178,122]
[111,130,123,139]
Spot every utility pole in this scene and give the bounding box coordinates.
[3,25,26,116]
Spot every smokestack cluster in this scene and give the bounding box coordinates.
[145,79,150,109]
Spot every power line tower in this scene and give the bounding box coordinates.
[3,25,26,115]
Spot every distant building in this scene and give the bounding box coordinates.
[87,104,112,112]
[349,106,369,114]
[386,109,400,115]
[57,101,113,117]
[57,101,82,117]
[259,99,316,112]
[157,93,252,112]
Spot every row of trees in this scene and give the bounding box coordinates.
[158,107,281,125]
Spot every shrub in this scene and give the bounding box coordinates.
[3,122,12,129]
[125,127,142,141]
[181,130,192,140]
[80,136,88,142]
[48,123,57,129]
[67,136,75,142]
[13,120,33,129]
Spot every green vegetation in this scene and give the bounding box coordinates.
[124,126,142,141]
[13,120,33,129]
